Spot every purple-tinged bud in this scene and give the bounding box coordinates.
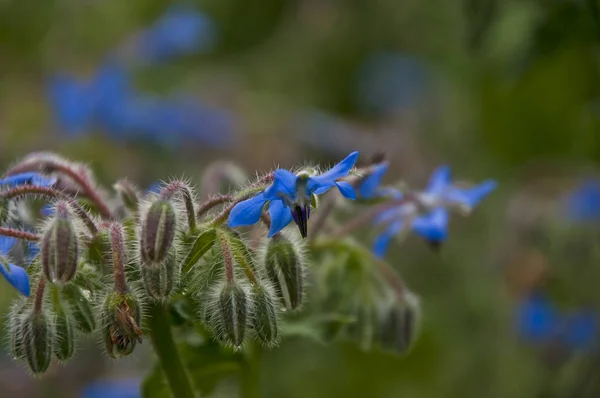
[140,199,177,264]
[378,292,421,355]
[41,201,79,284]
[63,284,96,334]
[263,234,306,310]
[53,310,75,361]
[101,292,143,358]
[207,281,249,348]
[141,250,178,300]
[21,310,53,374]
[251,284,279,346]
[114,179,141,212]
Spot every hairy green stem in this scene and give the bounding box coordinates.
[147,302,196,398]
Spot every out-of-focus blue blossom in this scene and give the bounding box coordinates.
[47,62,235,148]
[516,292,597,351]
[82,378,141,398]
[564,179,600,221]
[370,166,496,258]
[356,52,428,116]
[229,152,359,238]
[357,163,401,200]
[135,5,216,64]
[0,237,30,297]
[0,172,57,188]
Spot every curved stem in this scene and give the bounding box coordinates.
[147,301,196,398]
[160,181,197,232]
[196,195,233,220]
[0,227,39,241]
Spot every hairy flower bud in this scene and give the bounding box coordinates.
[140,199,177,264]
[346,304,378,351]
[101,292,143,358]
[41,201,79,284]
[141,250,177,300]
[53,310,75,361]
[63,284,96,334]
[263,234,306,310]
[251,284,279,346]
[378,292,421,355]
[114,179,140,212]
[208,281,249,348]
[22,311,53,374]
[8,299,29,360]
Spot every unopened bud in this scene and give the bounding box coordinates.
[101,292,143,358]
[63,284,96,334]
[251,284,279,346]
[114,179,140,212]
[141,250,177,300]
[263,234,305,310]
[41,202,79,284]
[87,228,112,271]
[140,199,177,264]
[8,299,29,360]
[22,311,53,374]
[346,304,378,351]
[378,292,421,355]
[209,282,249,348]
[52,310,75,361]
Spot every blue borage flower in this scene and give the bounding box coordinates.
[517,292,597,350]
[563,179,600,221]
[0,236,30,296]
[364,165,496,258]
[0,172,57,188]
[228,151,359,238]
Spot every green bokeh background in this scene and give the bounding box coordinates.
[1,0,600,397]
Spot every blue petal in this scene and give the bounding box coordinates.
[564,180,600,221]
[447,180,497,208]
[47,75,94,136]
[516,293,557,342]
[357,163,389,199]
[25,242,40,263]
[263,169,297,200]
[335,181,356,200]
[0,236,16,256]
[228,193,268,227]
[0,263,30,296]
[267,199,293,237]
[412,207,448,242]
[0,172,57,187]
[561,311,597,350]
[307,151,359,192]
[373,221,403,258]
[427,165,451,195]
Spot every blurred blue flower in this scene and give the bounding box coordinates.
[564,179,600,221]
[47,75,95,137]
[516,292,597,351]
[357,163,401,200]
[229,151,359,238]
[136,5,216,63]
[0,237,30,297]
[356,52,427,116]
[371,166,496,258]
[82,378,141,398]
[0,172,57,188]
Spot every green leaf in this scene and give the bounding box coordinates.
[141,365,171,398]
[181,228,217,274]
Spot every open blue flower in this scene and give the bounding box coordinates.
[0,236,30,296]
[357,162,402,200]
[371,165,496,258]
[0,172,57,188]
[228,151,359,238]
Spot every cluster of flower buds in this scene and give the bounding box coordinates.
[0,150,495,386]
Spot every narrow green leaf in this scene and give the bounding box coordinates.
[182,228,217,274]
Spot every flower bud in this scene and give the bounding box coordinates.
[53,310,75,361]
[141,250,177,300]
[8,299,29,360]
[378,292,421,355]
[346,304,378,351]
[41,202,79,284]
[208,281,249,348]
[263,234,305,310]
[114,179,140,212]
[101,292,143,358]
[22,311,53,374]
[140,199,177,264]
[63,284,96,334]
[251,284,279,346]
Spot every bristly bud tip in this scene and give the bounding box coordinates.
[101,292,143,359]
[140,199,177,265]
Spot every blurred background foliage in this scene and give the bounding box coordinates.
[1,0,600,397]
